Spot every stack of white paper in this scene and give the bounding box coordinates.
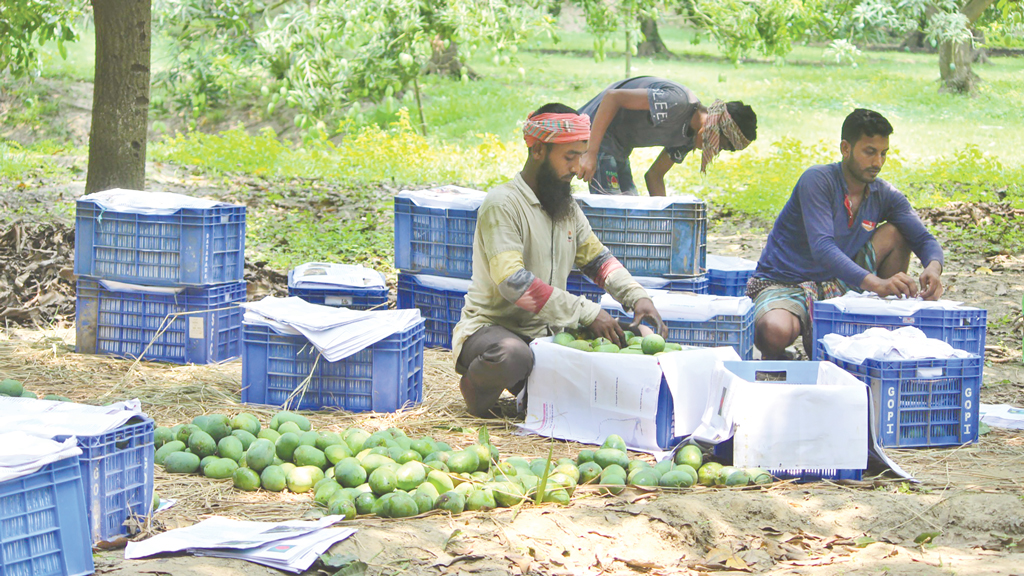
[289,263,386,290]
[0,432,82,482]
[125,516,356,573]
[980,404,1024,430]
[706,254,757,271]
[397,186,487,210]
[822,326,977,364]
[821,291,971,315]
[0,397,146,439]
[80,189,234,215]
[243,297,421,362]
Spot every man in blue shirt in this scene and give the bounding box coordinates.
[749,109,944,359]
[576,77,757,196]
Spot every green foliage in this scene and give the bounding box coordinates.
[0,0,83,77]
[573,0,659,62]
[683,0,818,63]
[152,0,551,134]
[150,109,519,189]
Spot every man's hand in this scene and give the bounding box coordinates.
[864,273,918,299]
[629,298,668,339]
[588,309,626,346]
[919,261,943,301]
[578,150,598,183]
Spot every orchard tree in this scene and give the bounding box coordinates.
[680,0,1002,94]
[575,0,661,76]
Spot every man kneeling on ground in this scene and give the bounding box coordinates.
[748,108,944,360]
[452,103,668,417]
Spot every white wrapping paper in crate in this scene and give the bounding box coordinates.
[521,336,740,453]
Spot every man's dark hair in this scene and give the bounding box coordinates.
[726,101,757,143]
[841,108,893,145]
[530,102,578,117]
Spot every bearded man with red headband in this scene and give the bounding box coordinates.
[451,103,668,418]
[577,77,757,196]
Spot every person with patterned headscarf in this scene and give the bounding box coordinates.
[577,77,757,196]
[452,102,668,418]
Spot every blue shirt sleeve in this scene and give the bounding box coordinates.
[796,169,872,288]
[880,183,944,270]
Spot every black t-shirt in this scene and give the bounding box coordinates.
[578,77,700,163]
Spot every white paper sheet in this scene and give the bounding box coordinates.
[396,186,487,210]
[404,274,473,292]
[573,194,702,210]
[707,254,757,272]
[242,297,422,362]
[980,403,1024,430]
[0,433,82,482]
[80,189,234,215]
[658,347,741,436]
[193,527,356,573]
[289,263,386,289]
[522,338,664,452]
[125,516,346,559]
[692,362,868,470]
[822,326,977,364]
[0,397,145,438]
[821,292,970,315]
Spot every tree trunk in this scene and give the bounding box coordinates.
[86,0,151,193]
[939,0,996,94]
[637,17,672,57]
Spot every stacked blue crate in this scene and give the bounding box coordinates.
[287,263,389,311]
[706,254,757,297]
[74,190,247,364]
[394,187,486,348]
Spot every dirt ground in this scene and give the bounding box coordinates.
[2,223,1022,576]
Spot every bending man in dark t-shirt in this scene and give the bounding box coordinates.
[577,77,757,196]
[749,108,944,359]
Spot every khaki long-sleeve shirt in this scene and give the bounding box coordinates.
[452,173,649,368]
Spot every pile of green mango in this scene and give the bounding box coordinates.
[553,330,682,355]
[155,412,775,520]
[0,378,71,401]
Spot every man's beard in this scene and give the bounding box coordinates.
[536,159,575,223]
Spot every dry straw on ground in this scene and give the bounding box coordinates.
[2,325,1022,536]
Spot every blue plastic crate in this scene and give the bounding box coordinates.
[567,272,708,303]
[55,418,155,544]
[603,301,754,360]
[74,199,246,286]
[708,269,754,297]
[242,319,426,412]
[76,278,245,364]
[706,255,757,297]
[287,269,388,311]
[822,350,982,448]
[712,439,863,483]
[396,273,469,350]
[394,196,477,279]
[812,302,987,361]
[576,197,707,278]
[713,360,865,482]
[0,456,94,576]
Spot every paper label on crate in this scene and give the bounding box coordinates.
[189,317,205,339]
[325,296,353,306]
